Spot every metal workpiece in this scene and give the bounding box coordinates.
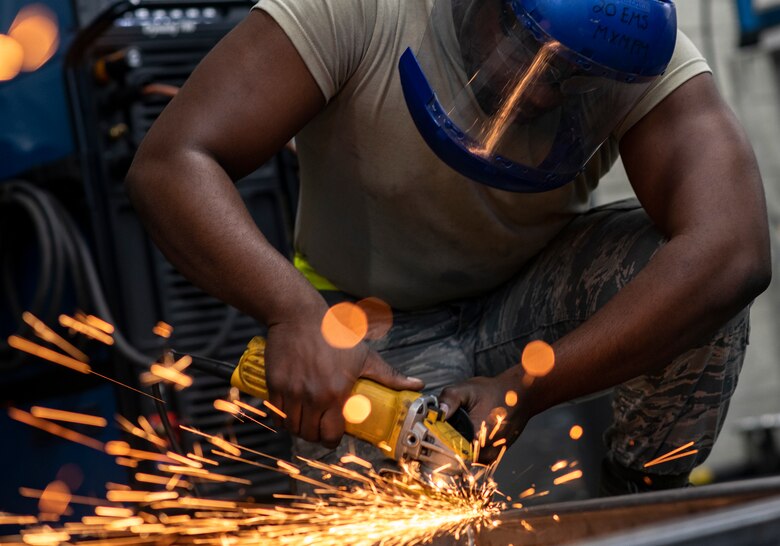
[473,475,780,545]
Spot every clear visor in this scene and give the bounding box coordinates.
[415,0,655,186]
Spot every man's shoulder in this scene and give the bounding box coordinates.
[613,29,710,140]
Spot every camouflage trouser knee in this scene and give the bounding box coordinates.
[292,198,750,492]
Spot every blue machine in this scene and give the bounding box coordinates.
[0,1,75,180]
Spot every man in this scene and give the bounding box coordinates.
[125,0,770,494]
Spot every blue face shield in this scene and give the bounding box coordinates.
[399,0,678,192]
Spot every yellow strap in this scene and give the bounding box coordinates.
[294,252,339,291]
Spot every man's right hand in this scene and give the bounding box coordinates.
[264,313,424,449]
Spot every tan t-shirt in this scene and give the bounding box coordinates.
[254,0,710,309]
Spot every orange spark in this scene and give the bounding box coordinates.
[114,415,167,449]
[553,470,583,485]
[149,364,193,389]
[187,453,218,466]
[165,474,182,491]
[105,490,178,503]
[30,407,107,428]
[644,441,697,468]
[210,436,242,457]
[488,413,505,441]
[233,399,267,418]
[0,514,37,525]
[59,315,114,345]
[89,369,162,402]
[94,507,134,518]
[136,416,165,446]
[519,487,535,498]
[8,408,104,451]
[477,421,488,450]
[152,321,173,338]
[340,454,373,470]
[644,449,699,468]
[8,336,91,374]
[82,314,114,334]
[104,441,176,464]
[105,516,146,530]
[20,527,71,545]
[114,457,138,468]
[477,41,561,155]
[22,312,88,362]
[550,460,568,472]
[176,498,237,510]
[157,464,252,486]
[321,302,368,349]
[165,451,202,468]
[134,473,185,487]
[171,354,192,372]
[432,463,453,474]
[213,399,240,415]
[263,400,287,419]
[277,460,301,475]
[504,390,518,407]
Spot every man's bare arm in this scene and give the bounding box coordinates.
[440,73,770,443]
[126,10,325,324]
[527,72,771,414]
[126,10,423,446]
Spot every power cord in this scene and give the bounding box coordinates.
[1,181,189,465]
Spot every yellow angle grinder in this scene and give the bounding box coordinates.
[184,336,474,478]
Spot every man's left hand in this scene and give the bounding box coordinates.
[438,370,530,464]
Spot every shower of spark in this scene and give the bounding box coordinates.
[5,403,503,546]
[472,41,562,157]
[643,441,699,468]
[2,312,614,545]
[3,313,505,545]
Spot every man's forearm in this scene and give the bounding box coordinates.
[522,232,768,417]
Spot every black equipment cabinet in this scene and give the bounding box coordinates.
[65,0,295,500]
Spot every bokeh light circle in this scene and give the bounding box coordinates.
[38,480,71,516]
[0,34,24,81]
[321,302,368,349]
[9,4,60,71]
[357,297,393,340]
[521,340,555,377]
[569,425,583,440]
[343,394,372,424]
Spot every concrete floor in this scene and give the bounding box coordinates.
[595,0,780,475]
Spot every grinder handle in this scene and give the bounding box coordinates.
[231,336,420,448]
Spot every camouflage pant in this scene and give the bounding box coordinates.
[294,199,749,492]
